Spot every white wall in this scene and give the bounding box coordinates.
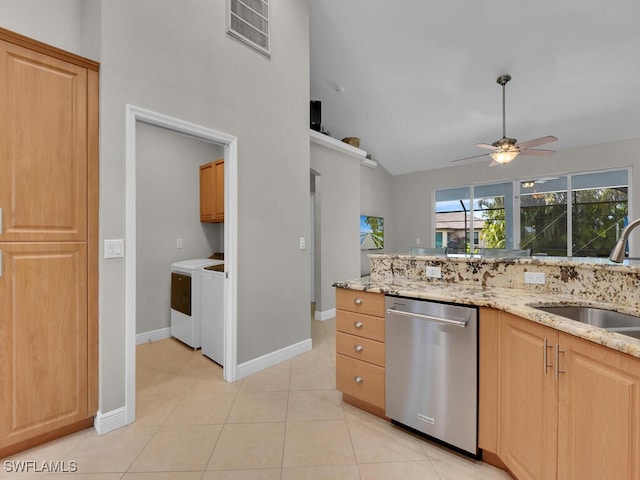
[390,138,640,256]
[360,163,393,275]
[311,143,361,316]
[101,0,310,411]
[0,0,93,57]
[2,0,311,414]
[136,122,224,335]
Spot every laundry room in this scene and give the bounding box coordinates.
[135,122,225,352]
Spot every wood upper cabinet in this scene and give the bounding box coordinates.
[335,288,385,417]
[0,28,98,457]
[200,159,224,223]
[480,309,640,480]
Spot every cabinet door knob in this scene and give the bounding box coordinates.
[354,344,364,352]
[354,376,363,384]
[353,321,363,329]
[354,298,363,305]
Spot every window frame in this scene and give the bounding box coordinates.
[433,167,632,257]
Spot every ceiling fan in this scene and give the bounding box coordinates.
[452,74,558,166]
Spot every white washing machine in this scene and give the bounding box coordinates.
[170,258,223,348]
[200,265,225,365]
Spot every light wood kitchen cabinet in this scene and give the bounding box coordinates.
[0,28,99,457]
[479,308,640,480]
[335,288,386,417]
[200,158,224,222]
[557,332,640,480]
[478,308,502,457]
[499,312,558,480]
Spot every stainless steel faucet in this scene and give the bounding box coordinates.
[609,218,640,262]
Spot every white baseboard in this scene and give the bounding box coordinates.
[236,338,312,381]
[136,327,171,345]
[315,308,336,321]
[94,407,128,435]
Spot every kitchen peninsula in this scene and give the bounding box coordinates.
[334,254,640,480]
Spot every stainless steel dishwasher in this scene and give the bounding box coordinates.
[385,296,478,456]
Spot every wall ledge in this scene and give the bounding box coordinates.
[310,129,367,160]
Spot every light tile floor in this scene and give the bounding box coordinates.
[1,313,513,479]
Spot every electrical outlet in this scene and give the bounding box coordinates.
[524,271,546,285]
[425,266,442,279]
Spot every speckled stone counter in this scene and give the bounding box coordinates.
[334,254,640,359]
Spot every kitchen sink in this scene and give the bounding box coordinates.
[534,305,640,339]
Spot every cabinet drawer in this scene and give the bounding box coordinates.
[336,288,384,317]
[336,354,385,409]
[336,310,385,342]
[336,332,385,367]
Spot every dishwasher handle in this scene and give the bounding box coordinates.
[386,307,469,328]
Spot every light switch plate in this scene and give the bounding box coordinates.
[104,239,125,259]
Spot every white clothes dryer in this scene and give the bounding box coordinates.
[200,265,225,365]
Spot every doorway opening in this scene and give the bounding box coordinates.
[124,105,238,425]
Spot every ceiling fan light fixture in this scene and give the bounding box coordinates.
[490,149,519,164]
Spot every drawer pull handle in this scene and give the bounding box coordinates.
[354,298,363,305]
[354,376,363,384]
[354,344,364,352]
[353,321,363,329]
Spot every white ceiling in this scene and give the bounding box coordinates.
[309,0,640,175]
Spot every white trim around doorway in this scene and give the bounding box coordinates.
[119,105,239,428]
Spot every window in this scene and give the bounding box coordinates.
[435,231,443,248]
[434,169,629,257]
[228,0,270,57]
[435,186,473,253]
[475,183,514,250]
[571,170,628,257]
[435,183,513,253]
[520,176,568,256]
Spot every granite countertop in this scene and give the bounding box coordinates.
[334,276,640,359]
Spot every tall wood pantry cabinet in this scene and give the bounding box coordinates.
[0,28,99,457]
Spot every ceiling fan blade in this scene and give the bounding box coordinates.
[451,152,491,163]
[489,159,501,167]
[474,143,497,150]
[516,135,558,150]
[519,148,556,157]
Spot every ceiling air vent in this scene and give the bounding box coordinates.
[228,0,270,58]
